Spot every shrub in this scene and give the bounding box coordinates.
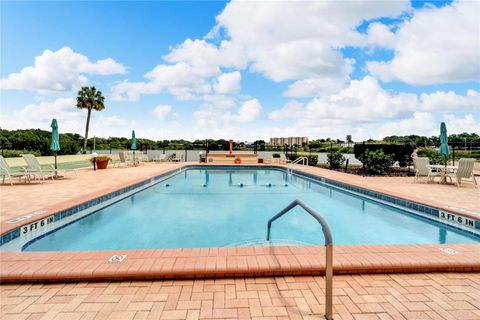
[287,153,318,166]
[272,153,280,158]
[327,150,345,169]
[1,150,41,158]
[354,143,414,167]
[416,148,445,165]
[357,149,394,175]
[452,150,480,160]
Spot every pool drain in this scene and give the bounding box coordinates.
[438,248,460,255]
[107,255,127,263]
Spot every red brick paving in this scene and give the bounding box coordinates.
[1,273,480,319]
[1,244,479,283]
[1,163,479,283]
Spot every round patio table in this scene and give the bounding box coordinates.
[427,164,457,183]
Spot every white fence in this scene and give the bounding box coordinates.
[93,150,361,165]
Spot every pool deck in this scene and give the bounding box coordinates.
[2,273,480,320]
[0,162,479,283]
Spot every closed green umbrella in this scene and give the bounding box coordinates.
[438,122,450,168]
[131,130,137,164]
[50,119,61,175]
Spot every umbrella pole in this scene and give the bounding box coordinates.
[54,153,58,178]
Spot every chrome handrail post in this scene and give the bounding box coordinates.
[325,244,333,320]
[266,199,334,320]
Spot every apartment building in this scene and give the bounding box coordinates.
[269,137,309,146]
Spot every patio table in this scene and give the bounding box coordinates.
[428,164,457,183]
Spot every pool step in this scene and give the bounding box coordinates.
[224,238,312,247]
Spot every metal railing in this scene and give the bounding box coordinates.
[287,156,308,174]
[266,199,333,320]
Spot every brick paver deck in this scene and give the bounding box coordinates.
[1,163,479,283]
[290,165,480,220]
[1,163,479,230]
[2,273,480,319]
[1,163,479,318]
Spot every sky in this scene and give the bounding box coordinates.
[0,0,479,142]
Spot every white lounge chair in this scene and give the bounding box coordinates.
[22,154,77,180]
[413,157,440,183]
[263,154,274,164]
[279,154,291,164]
[116,151,132,167]
[0,155,31,185]
[154,154,167,162]
[445,158,477,187]
[171,154,184,162]
[21,154,56,180]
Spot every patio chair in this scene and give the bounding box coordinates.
[21,154,56,181]
[445,158,477,187]
[413,157,440,183]
[116,151,132,167]
[279,154,291,164]
[263,154,274,164]
[0,155,31,185]
[22,154,77,179]
[140,153,149,163]
[154,154,167,162]
[129,151,143,165]
[172,154,184,162]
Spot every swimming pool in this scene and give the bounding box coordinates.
[15,167,478,252]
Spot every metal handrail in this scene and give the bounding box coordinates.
[287,156,308,174]
[266,199,333,320]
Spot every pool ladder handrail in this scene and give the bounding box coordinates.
[287,156,308,174]
[266,199,333,320]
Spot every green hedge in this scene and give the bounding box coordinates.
[416,148,445,164]
[354,143,414,167]
[357,149,395,174]
[1,150,42,158]
[327,150,345,169]
[287,153,318,166]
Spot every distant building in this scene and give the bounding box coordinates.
[344,135,354,147]
[269,137,308,146]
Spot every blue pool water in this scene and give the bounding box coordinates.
[24,168,479,251]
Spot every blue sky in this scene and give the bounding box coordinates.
[1,0,479,141]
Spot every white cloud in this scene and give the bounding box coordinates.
[201,94,236,109]
[164,38,247,73]
[283,73,351,98]
[268,76,480,137]
[0,97,132,138]
[214,71,241,94]
[216,0,410,85]
[367,0,480,84]
[111,39,246,101]
[365,22,396,49]
[81,58,126,75]
[98,116,127,127]
[111,0,410,101]
[302,76,419,122]
[375,113,480,138]
[268,101,304,121]
[193,98,262,127]
[111,62,213,101]
[0,47,125,93]
[152,104,172,120]
[419,89,479,112]
[0,98,83,132]
[231,98,262,122]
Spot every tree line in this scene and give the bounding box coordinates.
[0,128,478,157]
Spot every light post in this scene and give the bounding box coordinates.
[92,152,98,171]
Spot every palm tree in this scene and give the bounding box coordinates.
[76,86,105,152]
